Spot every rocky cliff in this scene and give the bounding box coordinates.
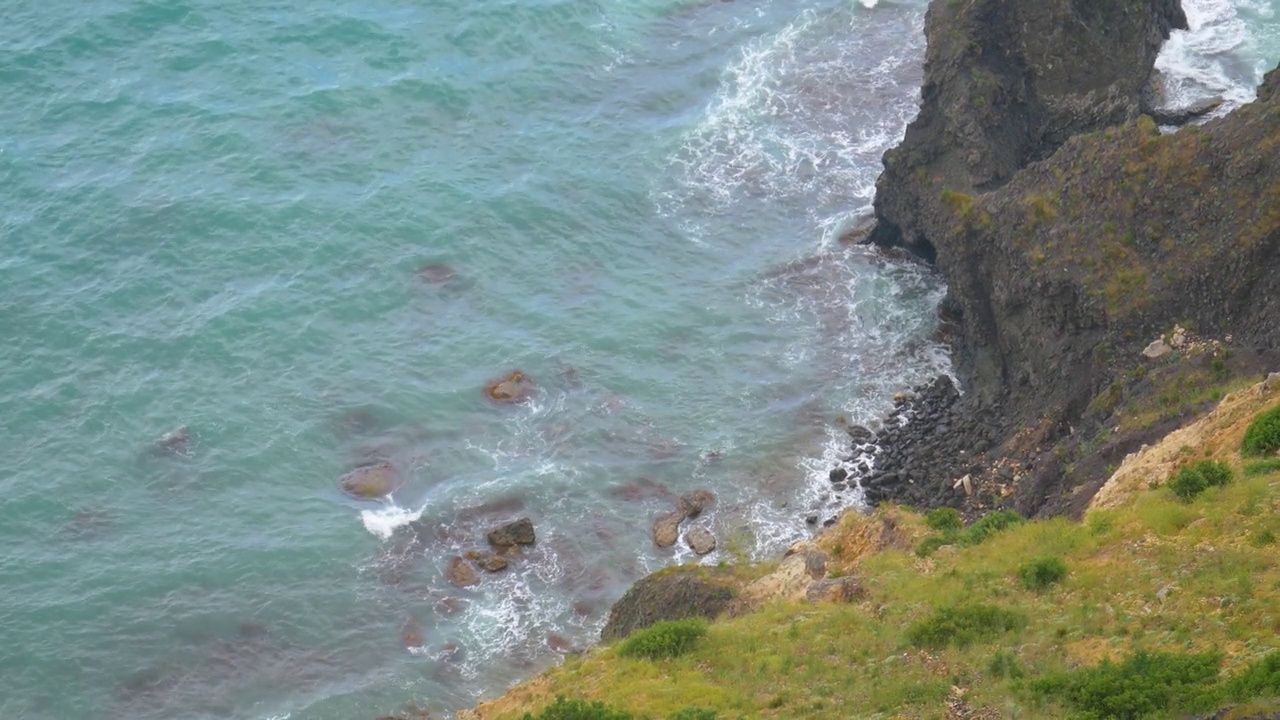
[865,0,1280,516]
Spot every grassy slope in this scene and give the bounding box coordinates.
[463,399,1280,720]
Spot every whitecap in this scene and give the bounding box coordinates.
[360,499,425,540]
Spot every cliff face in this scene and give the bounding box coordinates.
[868,0,1280,516]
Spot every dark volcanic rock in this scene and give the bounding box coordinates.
[600,566,735,641]
[486,518,536,547]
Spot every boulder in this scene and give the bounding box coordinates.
[600,565,736,641]
[684,527,716,555]
[340,462,401,499]
[445,557,479,587]
[483,370,535,404]
[1142,339,1172,359]
[652,510,684,548]
[486,518,536,547]
[464,550,508,572]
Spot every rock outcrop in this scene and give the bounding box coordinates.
[866,0,1280,516]
[340,462,401,499]
[599,566,736,641]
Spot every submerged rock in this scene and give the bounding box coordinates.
[483,370,535,404]
[486,517,536,547]
[678,489,715,518]
[340,462,401,499]
[684,527,717,555]
[416,262,458,284]
[445,556,479,587]
[464,550,508,572]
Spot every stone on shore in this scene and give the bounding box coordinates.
[486,518,536,547]
[600,565,736,641]
[684,527,716,555]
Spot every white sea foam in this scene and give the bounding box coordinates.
[1154,0,1260,118]
[360,499,425,540]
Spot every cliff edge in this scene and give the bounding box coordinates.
[866,0,1280,517]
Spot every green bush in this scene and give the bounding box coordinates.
[1242,404,1280,457]
[618,618,707,660]
[1168,459,1232,502]
[1019,556,1069,591]
[1244,458,1280,477]
[1032,651,1222,719]
[669,708,717,720]
[521,697,633,720]
[962,509,1024,544]
[916,508,1024,557]
[916,534,955,557]
[906,605,1025,649]
[925,507,962,531]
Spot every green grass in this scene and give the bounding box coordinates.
[521,697,633,720]
[906,605,1026,649]
[476,470,1280,720]
[917,508,1024,556]
[1244,458,1280,476]
[1032,650,1223,719]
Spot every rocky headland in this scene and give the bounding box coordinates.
[853,0,1280,518]
[426,0,1280,717]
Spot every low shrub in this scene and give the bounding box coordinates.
[1244,458,1280,477]
[521,697,633,720]
[1252,529,1276,547]
[1168,459,1232,502]
[1242,404,1280,457]
[906,605,1025,649]
[669,708,717,720]
[1031,651,1222,719]
[916,534,955,558]
[618,618,707,660]
[1018,556,1069,591]
[1224,651,1280,702]
[916,509,1024,557]
[962,509,1024,544]
[925,507,962,531]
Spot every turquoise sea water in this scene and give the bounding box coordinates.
[1,0,1275,718]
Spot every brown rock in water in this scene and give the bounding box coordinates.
[483,370,535,404]
[486,517,536,547]
[340,462,401,499]
[678,489,715,518]
[684,526,717,555]
[652,510,685,548]
[464,550,508,572]
[445,556,479,587]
